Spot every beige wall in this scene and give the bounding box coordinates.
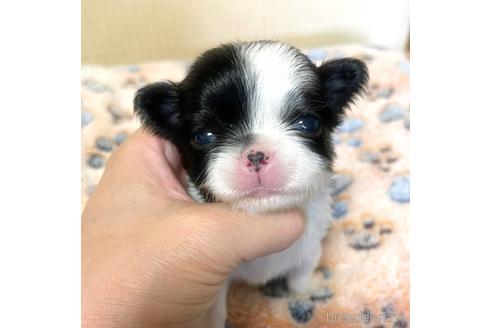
[82,0,408,65]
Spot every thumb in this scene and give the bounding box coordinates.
[195,204,305,270]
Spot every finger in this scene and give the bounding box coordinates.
[230,209,305,261]
[193,204,305,268]
[131,129,190,198]
[104,129,192,202]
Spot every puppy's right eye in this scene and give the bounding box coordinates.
[193,130,217,145]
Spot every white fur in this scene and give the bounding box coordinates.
[188,42,333,328]
[241,42,318,128]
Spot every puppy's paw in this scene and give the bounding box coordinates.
[285,268,334,325]
[287,274,311,295]
[288,268,334,302]
[343,216,394,250]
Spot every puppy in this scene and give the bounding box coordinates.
[134,41,368,327]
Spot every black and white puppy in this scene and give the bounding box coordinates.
[134,41,368,326]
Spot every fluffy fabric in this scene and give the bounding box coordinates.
[82,44,410,327]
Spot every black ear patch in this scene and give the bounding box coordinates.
[318,58,369,113]
[134,81,182,139]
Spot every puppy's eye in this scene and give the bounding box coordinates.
[193,130,217,145]
[293,114,322,137]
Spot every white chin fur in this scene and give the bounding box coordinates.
[228,193,306,213]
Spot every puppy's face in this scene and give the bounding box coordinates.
[135,42,368,212]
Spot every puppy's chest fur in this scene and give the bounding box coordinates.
[188,179,332,285]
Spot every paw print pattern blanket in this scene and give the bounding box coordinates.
[82,45,410,328]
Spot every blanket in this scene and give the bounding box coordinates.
[81,44,410,328]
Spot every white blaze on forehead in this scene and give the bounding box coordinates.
[238,42,318,132]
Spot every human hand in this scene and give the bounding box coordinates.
[82,130,304,328]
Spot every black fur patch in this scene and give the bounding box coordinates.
[134,41,368,200]
[317,58,369,124]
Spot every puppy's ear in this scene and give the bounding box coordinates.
[318,58,368,113]
[134,81,182,139]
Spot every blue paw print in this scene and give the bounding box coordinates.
[379,105,406,123]
[330,175,352,196]
[317,266,332,279]
[359,152,380,163]
[81,111,93,127]
[87,153,105,169]
[378,88,394,99]
[349,231,380,250]
[332,201,349,219]
[388,176,410,203]
[83,79,111,93]
[338,118,364,133]
[96,137,114,152]
[288,299,315,324]
[347,138,362,147]
[114,132,128,146]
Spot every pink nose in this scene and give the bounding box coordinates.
[234,148,283,191]
[247,151,267,171]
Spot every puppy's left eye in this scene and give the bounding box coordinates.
[293,114,322,137]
